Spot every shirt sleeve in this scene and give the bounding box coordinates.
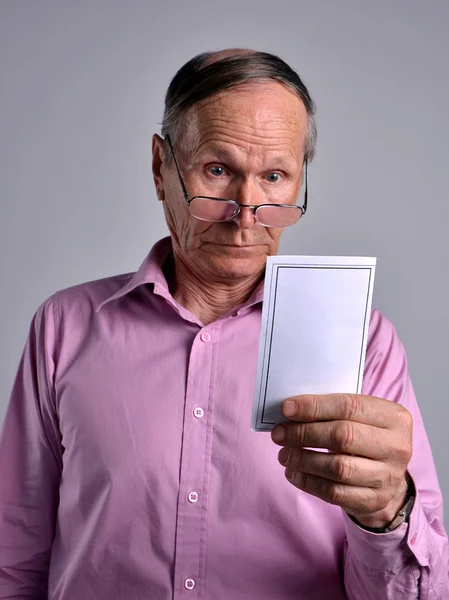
[0,298,62,599]
[343,310,449,599]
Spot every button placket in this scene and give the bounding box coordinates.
[173,324,220,599]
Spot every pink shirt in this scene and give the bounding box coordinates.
[0,237,447,599]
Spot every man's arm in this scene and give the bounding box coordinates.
[0,298,62,599]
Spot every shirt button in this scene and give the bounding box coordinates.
[200,331,211,343]
[184,578,195,590]
[193,407,204,418]
[188,491,199,503]
[411,533,417,545]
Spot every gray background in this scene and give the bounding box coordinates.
[1,0,448,528]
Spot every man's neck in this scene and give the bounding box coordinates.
[165,254,262,325]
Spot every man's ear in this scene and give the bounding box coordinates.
[152,134,166,201]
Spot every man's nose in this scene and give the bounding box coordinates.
[234,205,256,229]
[232,181,260,229]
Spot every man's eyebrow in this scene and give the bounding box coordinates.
[194,146,240,163]
[194,146,297,169]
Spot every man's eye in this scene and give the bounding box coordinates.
[266,173,281,183]
[209,166,225,177]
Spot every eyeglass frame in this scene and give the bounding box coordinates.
[164,135,308,226]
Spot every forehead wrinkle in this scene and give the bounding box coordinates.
[191,86,305,133]
[193,125,303,166]
[202,119,301,141]
[198,107,303,134]
[195,120,303,150]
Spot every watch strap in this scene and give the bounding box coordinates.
[349,472,416,534]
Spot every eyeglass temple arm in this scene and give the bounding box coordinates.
[165,135,190,202]
[302,160,308,215]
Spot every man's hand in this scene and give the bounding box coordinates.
[271,394,413,529]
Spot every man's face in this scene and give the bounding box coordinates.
[152,81,308,284]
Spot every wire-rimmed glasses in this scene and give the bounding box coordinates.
[165,136,308,228]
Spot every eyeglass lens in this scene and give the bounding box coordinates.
[189,197,302,228]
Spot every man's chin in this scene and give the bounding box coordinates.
[201,252,266,281]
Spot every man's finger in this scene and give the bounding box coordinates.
[283,470,387,515]
[272,420,409,462]
[278,447,394,488]
[281,394,410,429]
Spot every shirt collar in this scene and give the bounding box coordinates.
[95,237,173,313]
[95,236,265,313]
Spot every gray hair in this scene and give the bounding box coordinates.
[161,50,317,162]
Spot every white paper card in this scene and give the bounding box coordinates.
[252,255,376,432]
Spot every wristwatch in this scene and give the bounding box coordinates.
[349,472,416,534]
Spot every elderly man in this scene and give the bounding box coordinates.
[0,49,447,600]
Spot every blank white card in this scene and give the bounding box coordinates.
[251,256,376,432]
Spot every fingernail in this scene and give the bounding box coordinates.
[278,447,290,465]
[272,426,285,443]
[283,400,296,417]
